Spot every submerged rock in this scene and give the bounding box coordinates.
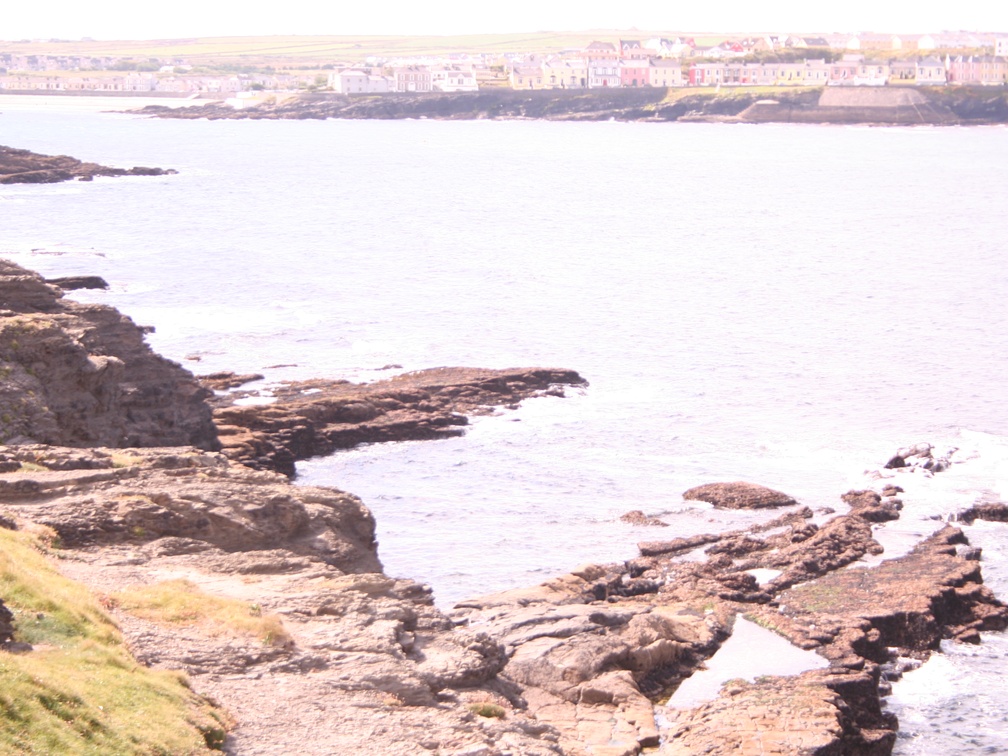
[44,275,109,291]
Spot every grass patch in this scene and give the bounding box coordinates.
[15,462,49,473]
[109,454,142,469]
[111,579,290,647]
[468,702,506,719]
[0,527,229,753]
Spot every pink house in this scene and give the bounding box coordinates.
[620,60,649,87]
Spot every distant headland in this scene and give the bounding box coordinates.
[131,86,1008,126]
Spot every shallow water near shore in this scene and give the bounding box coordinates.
[2,99,1007,748]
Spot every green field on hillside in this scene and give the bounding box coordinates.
[0,31,729,67]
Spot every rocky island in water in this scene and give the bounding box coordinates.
[1,256,1007,755]
[0,144,176,185]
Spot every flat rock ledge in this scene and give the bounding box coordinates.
[682,481,798,509]
[2,449,1006,754]
[3,259,1006,754]
[209,367,587,477]
[0,144,176,184]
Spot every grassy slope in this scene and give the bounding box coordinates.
[0,525,228,754]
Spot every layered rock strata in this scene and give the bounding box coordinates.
[451,489,1007,755]
[2,259,1006,754]
[210,367,586,477]
[0,260,217,449]
[6,437,1004,755]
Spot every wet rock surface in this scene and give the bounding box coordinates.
[0,144,176,184]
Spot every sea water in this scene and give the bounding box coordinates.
[1,96,1007,751]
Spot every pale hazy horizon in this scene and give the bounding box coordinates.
[3,0,1006,43]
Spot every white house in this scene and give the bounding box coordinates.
[329,69,391,94]
[430,66,478,92]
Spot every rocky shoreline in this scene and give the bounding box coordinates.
[206,367,586,478]
[0,144,176,184]
[131,86,1008,126]
[2,258,1008,754]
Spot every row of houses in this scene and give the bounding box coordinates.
[328,65,478,94]
[509,49,1008,90]
[695,54,1008,87]
[0,72,303,94]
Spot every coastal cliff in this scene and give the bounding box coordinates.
[0,260,217,449]
[135,85,1008,126]
[2,257,1007,754]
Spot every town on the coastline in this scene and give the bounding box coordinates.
[1,32,1007,97]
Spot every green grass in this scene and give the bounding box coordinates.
[468,702,506,719]
[111,579,290,647]
[0,527,229,753]
[0,31,736,68]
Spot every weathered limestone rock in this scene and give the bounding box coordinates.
[662,671,888,756]
[0,260,217,450]
[210,367,587,477]
[4,444,567,754]
[682,481,797,509]
[779,526,1008,650]
[0,444,380,573]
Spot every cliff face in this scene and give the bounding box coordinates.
[0,260,218,449]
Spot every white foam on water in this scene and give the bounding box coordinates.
[233,395,276,406]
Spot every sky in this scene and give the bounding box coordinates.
[2,1,1006,41]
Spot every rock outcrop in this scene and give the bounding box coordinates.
[682,481,797,509]
[0,598,14,645]
[0,260,218,449]
[210,367,586,477]
[133,87,1008,126]
[3,258,1006,754]
[0,444,568,755]
[446,483,1007,756]
[0,145,176,184]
